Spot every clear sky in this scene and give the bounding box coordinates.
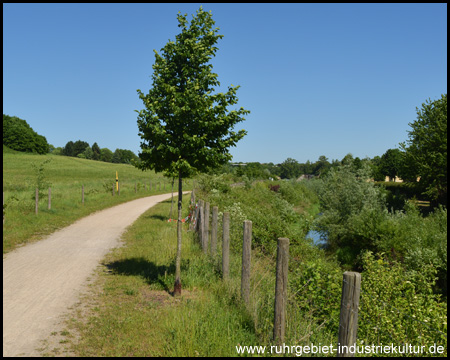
[3,3,447,164]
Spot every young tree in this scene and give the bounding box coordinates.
[136,7,249,296]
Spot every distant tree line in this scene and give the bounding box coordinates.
[53,140,139,165]
[3,114,139,165]
[220,94,447,207]
[222,153,367,181]
[3,114,49,154]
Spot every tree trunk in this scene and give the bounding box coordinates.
[169,178,174,219]
[174,173,182,296]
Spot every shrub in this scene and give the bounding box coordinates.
[358,251,447,354]
[269,184,280,192]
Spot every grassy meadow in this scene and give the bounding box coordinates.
[3,146,192,253]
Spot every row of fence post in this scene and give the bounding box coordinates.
[27,179,191,215]
[192,196,361,356]
[5,179,194,220]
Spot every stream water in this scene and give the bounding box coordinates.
[306,229,325,246]
[305,213,326,246]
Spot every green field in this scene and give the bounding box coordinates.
[3,146,192,253]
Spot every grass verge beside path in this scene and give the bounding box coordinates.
[60,196,258,357]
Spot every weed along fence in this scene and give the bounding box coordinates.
[3,178,192,220]
[188,192,447,357]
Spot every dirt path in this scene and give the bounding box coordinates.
[3,192,187,357]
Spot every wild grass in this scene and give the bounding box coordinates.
[60,191,338,357]
[3,148,192,253]
[64,197,260,357]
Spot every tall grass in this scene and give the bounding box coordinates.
[3,148,192,253]
[60,184,338,357]
[65,197,260,357]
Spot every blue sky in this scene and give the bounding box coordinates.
[3,3,447,164]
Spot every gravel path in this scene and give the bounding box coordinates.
[3,192,186,357]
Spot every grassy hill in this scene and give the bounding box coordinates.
[3,146,192,253]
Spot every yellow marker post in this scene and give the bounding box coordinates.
[116,171,119,192]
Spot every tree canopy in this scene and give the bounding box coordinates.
[400,94,447,205]
[3,114,49,154]
[136,7,249,178]
[380,148,403,181]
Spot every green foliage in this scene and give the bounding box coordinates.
[358,251,447,355]
[196,176,318,258]
[400,94,447,205]
[196,173,231,195]
[62,141,75,156]
[72,140,90,157]
[374,203,447,294]
[100,148,113,163]
[289,259,342,335]
[234,162,270,180]
[136,6,249,178]
[376,181,424,212]
[92,142,101,160]
[312,160,447,294]
[30,158,52,199]
[3,114,49,154]
[112,148,138,164]
[313,161,387,265]
[380,148,404,180]
[279,157,301,179]
[278,179,319,210]
[80,146,94,160]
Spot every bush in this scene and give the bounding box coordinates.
[196,176,317,259]
[358,251,447,354]
[313,162,387,267]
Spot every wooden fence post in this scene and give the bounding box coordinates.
[35,188,38,215]
[189,191,196,231]
[273,238,289,344]
[211,206,218,256]
[118,181,120,196]
[192,199,200,233]
[198,200,204,247]
[337,271,361,357]
[48,188,51,210]
[204,202,210,255]
[222,212,230,280]
[241,220,252,305]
